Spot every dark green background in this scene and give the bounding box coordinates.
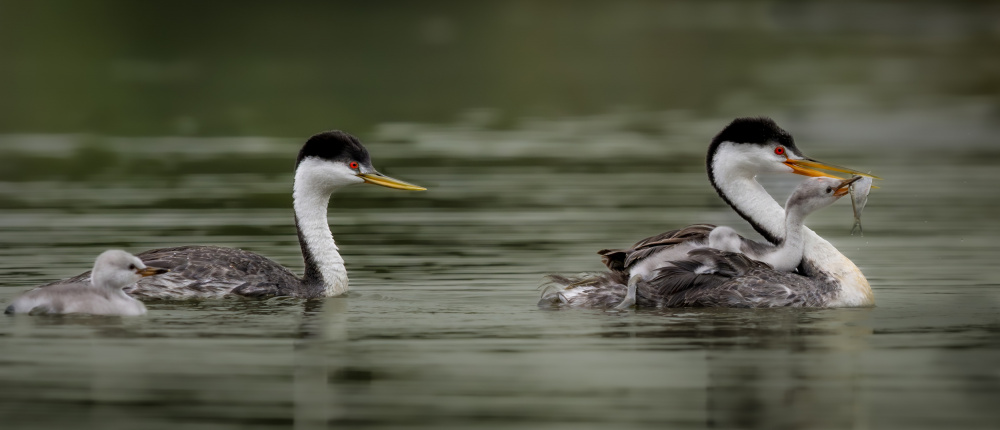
[2,0,996,137]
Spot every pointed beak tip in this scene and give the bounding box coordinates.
[786,158,879,180]
[358,172,426,191]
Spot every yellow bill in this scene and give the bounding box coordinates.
[358,172,426,191]
[136,267,169,277]
[785,157,882,180]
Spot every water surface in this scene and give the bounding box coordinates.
[1,121,998,429]
[1,1,1000,428]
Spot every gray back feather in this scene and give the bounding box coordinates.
[33,246,307,300]
[599,224,715,272]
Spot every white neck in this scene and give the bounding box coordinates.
[292,165,349,297]
[711,153,874,306]
[759,206,807,272]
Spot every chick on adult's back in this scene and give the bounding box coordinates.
[610,176,861,309]
[708,176,861,272]
[543,117,880,309]
[5,250,167,316]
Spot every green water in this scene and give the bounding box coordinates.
[1,1,1000,429]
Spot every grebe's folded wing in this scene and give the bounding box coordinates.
[638,248,823,308]
[130,246,302,299]
[598,224,715,272]
[641,248,760,293]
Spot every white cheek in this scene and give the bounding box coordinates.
[297,158,364,189]
[751,156,788,175]
[717,142,791,176]
[777,161,794,174]
[108,271,140,289]
[758,151,794,174]
[327,165,364,186]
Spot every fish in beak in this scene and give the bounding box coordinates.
[833,176,862,197]
[850,175,874,235]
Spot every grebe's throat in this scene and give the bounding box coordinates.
[293,167,348,297]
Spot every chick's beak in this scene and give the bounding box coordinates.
[136,267,169,277]
[357,172,426,191]
[784,157,881,180]
[834,176,863,197]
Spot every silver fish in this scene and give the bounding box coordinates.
[849,175,873,236]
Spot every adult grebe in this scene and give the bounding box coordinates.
[542,117,879,309]
[35,131,425,300]
[611,176,861,309]
[5,250,168,315]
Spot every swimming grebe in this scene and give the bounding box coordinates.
[35,131,425,300]
[610,175,861,309]
[543,117,879,308]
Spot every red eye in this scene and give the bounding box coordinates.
[349,161,359,170]
[774,146,785,156]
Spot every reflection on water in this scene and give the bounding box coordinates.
[1,0,999,429]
